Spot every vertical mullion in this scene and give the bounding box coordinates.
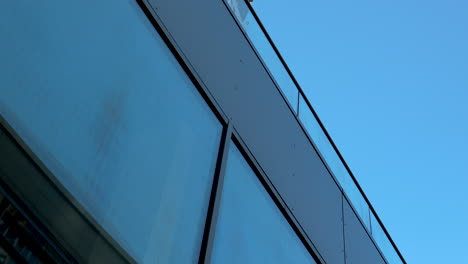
[342,194,347,264]
[297,91,300,116]
[198,122,233,264]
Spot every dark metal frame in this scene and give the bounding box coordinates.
[198,123,232,264]
[341,195,347,264]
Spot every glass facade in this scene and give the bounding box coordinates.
[226,0,404,261]
[0,0,222,263]
[0,0,404,263]
[211,142,316,264]
[226,0,299,113]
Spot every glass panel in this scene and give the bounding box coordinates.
[298,95,370,229]
[225,1,403,262]
[211,143,316,264]
[226,0,299,113]
[0,0,223,263]
[371,213,403,264]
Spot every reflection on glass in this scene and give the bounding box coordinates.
[0,0,223,263]
[371,213,403,264]
[211,143,316,264]
[298,95,370,229]
[226,0,299,113]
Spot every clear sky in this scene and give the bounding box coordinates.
[251,0,468,263]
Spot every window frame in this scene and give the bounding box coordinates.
[199,125,323,264]
[137,1,322,262]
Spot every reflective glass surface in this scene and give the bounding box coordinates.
[211,143,316,264]
[0,0,223,263]
[298,95,371,229]
[371,213,403,264]
[226,0,299,113]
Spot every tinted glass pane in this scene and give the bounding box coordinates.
[0,1,222,263]
[298,95,371,229]
[211,143,315,264]
[226,0,299,113]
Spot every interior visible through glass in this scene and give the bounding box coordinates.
[0,192,70,263]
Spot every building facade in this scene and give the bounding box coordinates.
[0,0,406,263]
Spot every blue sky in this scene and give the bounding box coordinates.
[252,0,468,263]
